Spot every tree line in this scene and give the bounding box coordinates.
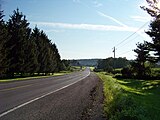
[94,57,129,73]
[0,9,65,78]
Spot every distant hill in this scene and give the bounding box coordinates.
[70,59,101,67]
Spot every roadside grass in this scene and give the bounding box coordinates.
[90,67,95,71]
[70,66,86,71]
[97,72,160,120]
[0,66,87,83]
[70,66,82,71]
[0,71,71,83]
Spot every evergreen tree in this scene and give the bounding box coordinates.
[133,42,151,78]
[61,59,71,70]
[6,8,31,76]
[23,35,39,74]
[0,10,10,77]
[145,17,160,61]
[32,27,45,74]
[141,0,160,17]
[32,27,62,74]
[0,8,62,77]
[142,0,160,61]
[52,43,62,72]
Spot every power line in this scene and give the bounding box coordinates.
[115,21,149,47]
[117,34,140,49]
[113,21,149,59]
[118,50,132,56]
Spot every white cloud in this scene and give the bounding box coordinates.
[131,16,150,22]
[96,11,149,39]
[31,21,138,32]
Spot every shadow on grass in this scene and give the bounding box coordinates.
[116,78,160,95]
[116,78,160,119]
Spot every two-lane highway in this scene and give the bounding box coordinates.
[0,68,90,118]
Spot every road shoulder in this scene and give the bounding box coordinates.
[80,73,106,120]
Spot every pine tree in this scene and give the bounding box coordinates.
[6,8,31,77]
[142,0,160,61]
[23,34,39,74]
[39,30,51,74]
[52,43,62,72]
[0,10,10,77]
[32,27,54,74]
[1,8,62,77]
[133,42,151,78]
[141,0,160,17]
[145,17,160,61]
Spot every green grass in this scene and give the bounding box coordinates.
[152,67,160,71]
[90,66,95,71]
[70,66,86,71]
[97,72,160,120]
[0,71,71,83]
[117,78,160,119]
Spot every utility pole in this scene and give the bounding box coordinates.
[113,47,115,58]
[113,47,116,71]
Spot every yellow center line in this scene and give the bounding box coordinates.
[0,84,33,92]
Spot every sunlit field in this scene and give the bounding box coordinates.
[97,72,160,120]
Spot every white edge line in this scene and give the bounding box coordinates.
[0,71,90,118]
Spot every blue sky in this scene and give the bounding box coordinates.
[1,0,152,59]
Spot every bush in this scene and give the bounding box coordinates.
[121,67,133,78]
[93,68,103,72]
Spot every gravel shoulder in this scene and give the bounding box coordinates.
[1,72,105,120]
[80,73,106,120]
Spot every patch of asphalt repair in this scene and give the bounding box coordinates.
[1,72,106,120]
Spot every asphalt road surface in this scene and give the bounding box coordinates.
[0,68,104,120]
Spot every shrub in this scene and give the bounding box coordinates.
[121,67,133,78]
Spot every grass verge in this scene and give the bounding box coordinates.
[0,71,71,83]
[97,72,160,120]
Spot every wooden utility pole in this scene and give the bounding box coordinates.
[113,47,115,58]
[113,47,116,71]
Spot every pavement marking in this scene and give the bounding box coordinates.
[0,71,90,118]
[0,84,33,92]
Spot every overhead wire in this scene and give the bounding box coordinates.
[118,50,133,56]
[75,0,150,58]
[117,34,140,49]
[113,21,150,58]
[115,21,149,48]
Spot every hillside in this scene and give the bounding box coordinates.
[70,59,101,67]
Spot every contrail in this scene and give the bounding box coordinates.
[74,0,148,39]
[96,11,149,39]
[96,11,128,28]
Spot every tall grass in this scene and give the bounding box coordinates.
[97,72,160,120]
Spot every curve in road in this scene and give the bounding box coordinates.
[0,68,90,118]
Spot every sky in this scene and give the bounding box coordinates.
[0,0,154,60]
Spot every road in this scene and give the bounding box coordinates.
[0,68,104,120]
